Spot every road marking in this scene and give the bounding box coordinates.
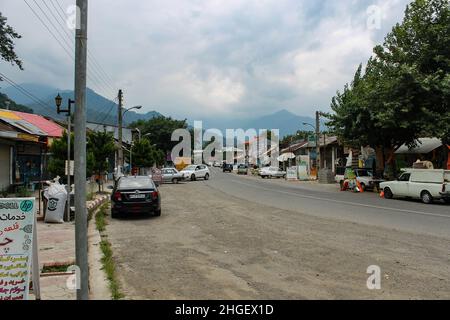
[223,179,450,220]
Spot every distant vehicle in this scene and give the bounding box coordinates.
[237,164,248,175]
[111,176,161,218]
[380,169,450,204]
[161,168,185,184]
[180,164,210,181]
[260,167,286,179]
[213,161,222,168]
[336,168,382,191]
[223,163,233,173]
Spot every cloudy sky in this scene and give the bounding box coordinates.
[1,0,411,121]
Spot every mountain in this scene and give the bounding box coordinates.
[0,92,34,113]
[1,83,59,106]
[2,83,162,126]
[200,109,326,138]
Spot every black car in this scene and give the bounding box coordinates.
[223,163,233,173]
[111,176,161,218]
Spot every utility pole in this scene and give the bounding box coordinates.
[74,0,89,300]
[118,89,123,171]
[66,115,71,222]
[316,111,321,172]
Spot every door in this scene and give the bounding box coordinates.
[395,173,411,196]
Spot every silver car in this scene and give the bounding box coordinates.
[161,168,185,184]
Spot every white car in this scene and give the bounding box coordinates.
[380,169,450,204]
[180,164,210,181]
[259,167,286,179]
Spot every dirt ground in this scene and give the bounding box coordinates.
[105,181,450,300]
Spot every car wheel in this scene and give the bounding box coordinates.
[444,198,450,204]
[154,209,161,217]
[191,174,196,181]
[172,178,179,184]
[384,187,393,199]
[360,183,366,191]
[269,175,272,179]
[205,173,210,180]
[111,211,119,219]
[421,191,433,204]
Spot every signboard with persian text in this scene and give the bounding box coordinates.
[0,198,36,300]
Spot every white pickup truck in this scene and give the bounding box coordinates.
[380,169,450,204]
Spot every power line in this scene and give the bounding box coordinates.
[50,0,117,92]
[0,72,58,116]
[22,0,116,98]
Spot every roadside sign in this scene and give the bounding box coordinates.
[0,198,38,300]
[65,160,74,176]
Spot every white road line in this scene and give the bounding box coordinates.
[225,179,450,220]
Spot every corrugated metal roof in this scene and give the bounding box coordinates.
[395,138,443,154]
[14,111,63,137]
[0,109,64,138]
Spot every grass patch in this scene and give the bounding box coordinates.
[42,264,72,274]
[100,238,124,300]
[94,202,123,300]
[95,203,109,232]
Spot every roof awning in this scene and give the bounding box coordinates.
[395,138,443,154]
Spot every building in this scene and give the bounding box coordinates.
[0,109,64,192]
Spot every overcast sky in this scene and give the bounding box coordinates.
[1,0,411,121]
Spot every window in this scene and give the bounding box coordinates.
[398,173,411,182]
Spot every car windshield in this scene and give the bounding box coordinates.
[357,169,372,176]
[118,177,155,189]
[183,165,197,171]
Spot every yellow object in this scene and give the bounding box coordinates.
[0,110,22,120]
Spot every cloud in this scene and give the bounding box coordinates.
[0,0,411,120]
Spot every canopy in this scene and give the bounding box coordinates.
[395,138,443,154]
[277,153,295,162]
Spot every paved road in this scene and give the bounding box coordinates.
[205,168,450,238]
[106,175,450,299]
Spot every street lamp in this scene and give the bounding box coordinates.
[55,93,75,222]
[123,105,142,118]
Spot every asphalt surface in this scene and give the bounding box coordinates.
[205,168,450,238]
[106,172,450,299]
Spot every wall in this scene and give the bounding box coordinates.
[0,144,11,191]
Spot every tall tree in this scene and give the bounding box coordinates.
[88,131,116,191]
[328,0,450,160]
[131,116,188,157]
[0,12,23,74]
[132,138,165,169]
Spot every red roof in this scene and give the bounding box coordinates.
[13,111,63,137]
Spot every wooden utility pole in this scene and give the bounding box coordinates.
[74,0,89,300]
[118,89,123,170]
[316,111,321,171]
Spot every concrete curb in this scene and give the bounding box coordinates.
[87,194,109,212]
[88,203,111,300]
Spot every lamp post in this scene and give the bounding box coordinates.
[55,94,75,222]
[118,105,142,169]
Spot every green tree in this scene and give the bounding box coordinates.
[88,131,115,191]
[327,0,450,165]
[131,116,188,158]
[0,12,23,74]
[132,138,165,169]
[280,131,310,149]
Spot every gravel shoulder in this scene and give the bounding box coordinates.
[105,181,450,300]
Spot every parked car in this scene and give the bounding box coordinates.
[180,164,210,181]
[111,176,161,218]
[237,164,248,175]
[213,161,222,168]
[161,168,185,184]
[380,169,450,204]
[223,163,233,173]
[259,167,286,179]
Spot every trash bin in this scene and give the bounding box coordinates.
[44,178,68,224]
